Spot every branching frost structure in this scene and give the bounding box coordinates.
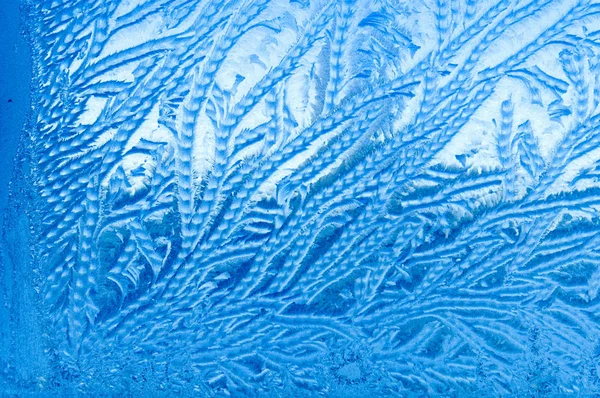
[26,0,600,395]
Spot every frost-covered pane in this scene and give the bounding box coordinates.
[2,0,600,395]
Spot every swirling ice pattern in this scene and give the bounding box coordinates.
[18,0,600,395]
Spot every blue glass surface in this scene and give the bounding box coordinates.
[2,0,600,396]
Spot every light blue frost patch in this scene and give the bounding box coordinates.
[2,0,600,396]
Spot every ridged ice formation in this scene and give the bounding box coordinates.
[21,0,600,395]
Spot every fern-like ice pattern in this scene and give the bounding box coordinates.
[17,0,600,395]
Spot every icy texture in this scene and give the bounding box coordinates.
[6,0,600,395]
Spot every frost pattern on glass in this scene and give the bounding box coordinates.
[19,0,600,395]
